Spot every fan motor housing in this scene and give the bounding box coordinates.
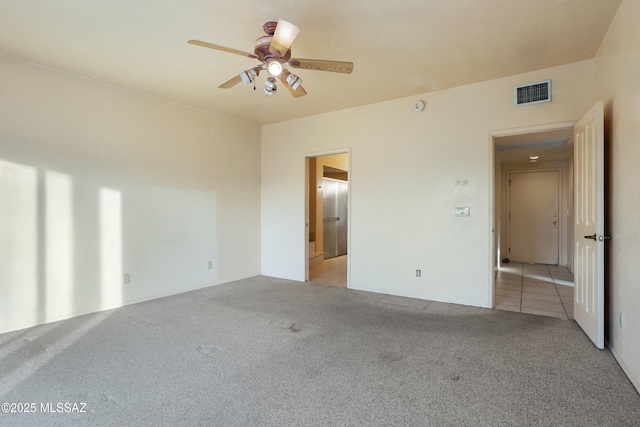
[263,21,278,35]
[254,36,291,63]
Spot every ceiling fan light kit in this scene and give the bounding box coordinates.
[240,68,258,85]
[264,76,277,96]
[266,58,283,76]
[286,72,302,90]
[188,19,353,99]
[269,20,300,57]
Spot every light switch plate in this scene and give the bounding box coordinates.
[455,207,470,217]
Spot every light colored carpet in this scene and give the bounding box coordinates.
[1,276,639,426]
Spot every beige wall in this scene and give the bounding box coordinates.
[595,0,640,391]
[262,60,595,307]
[0,56,262,333]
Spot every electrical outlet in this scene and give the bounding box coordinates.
[208,261,213,270]
[416,269,421,277]
[123,273,130,284]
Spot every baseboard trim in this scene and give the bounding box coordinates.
[0,280,229,335]
[609,345,640,394]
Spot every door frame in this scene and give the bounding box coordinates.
[304,148,351,285]
[506,168,562,265]
[488,121,575,308]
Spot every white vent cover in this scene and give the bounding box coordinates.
[514,80,551,106]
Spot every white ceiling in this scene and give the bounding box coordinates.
[0,0,622,125]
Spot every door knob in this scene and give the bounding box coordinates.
[598,235,612,241]
[584,234,597,241]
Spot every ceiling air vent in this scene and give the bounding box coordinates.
[514,80,551,106]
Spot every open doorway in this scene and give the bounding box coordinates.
[490,125,575,319]
[306,152,349,287]
[507,168,561,265]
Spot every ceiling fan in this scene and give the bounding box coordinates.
[188,20,353,98]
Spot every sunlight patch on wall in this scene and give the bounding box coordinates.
[45,171,74,318]
[100,188,122,309]
[0,159,37,328]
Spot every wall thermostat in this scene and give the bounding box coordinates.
[413,100,425,112]
[455,207,471,217]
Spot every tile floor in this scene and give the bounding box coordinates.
[309,255,348,287]
[494,262,574,320]
[309,256,575,321]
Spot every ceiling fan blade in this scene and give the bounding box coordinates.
[289,58,353,74]
[269,20,300,57]
[278,69,307,98]
[188,39,258,60]
[218,74,243,89]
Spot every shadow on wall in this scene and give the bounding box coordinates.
[0,158,218,334]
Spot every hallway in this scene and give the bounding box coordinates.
[494,262,574,320]
[309,255,347,287]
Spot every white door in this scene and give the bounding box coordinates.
[508,171,560,264]
[574,101,606,349]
